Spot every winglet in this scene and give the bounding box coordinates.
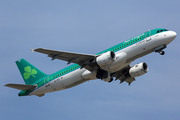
[30,48,35,53]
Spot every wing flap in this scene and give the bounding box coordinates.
[111,65,135,85]
[5,84,36,91]
[125,77,135,86]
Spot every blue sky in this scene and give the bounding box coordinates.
[1,0,180,120]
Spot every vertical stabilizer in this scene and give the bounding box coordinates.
[16,59,47,85]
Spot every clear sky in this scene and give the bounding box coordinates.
[1,0,180,120]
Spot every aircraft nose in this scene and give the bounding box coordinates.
[165,31,177,44]
[169,31,177,40]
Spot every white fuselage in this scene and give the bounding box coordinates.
[29,31,176,96]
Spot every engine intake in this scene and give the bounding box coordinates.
[96,51,116,66]
[129,62,148,77]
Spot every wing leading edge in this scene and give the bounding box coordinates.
[32,48,96,71]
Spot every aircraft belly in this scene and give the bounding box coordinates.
[54,69,86,90]
[109,62,130,73]
[28,69,84,95]
[29,85,49,95]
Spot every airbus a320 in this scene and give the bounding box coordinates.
[5,28,177,97]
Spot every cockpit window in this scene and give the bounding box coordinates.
[157,29,168,33]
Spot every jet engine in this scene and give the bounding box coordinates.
[96,51,116,66]
[85,51,115,81]
[129,62,148,77]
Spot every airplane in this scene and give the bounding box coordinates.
[5,28,177,97]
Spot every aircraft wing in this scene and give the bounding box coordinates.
[33,48,96,71]
[111,65,135,85]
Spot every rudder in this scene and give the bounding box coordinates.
[16,59,47,85]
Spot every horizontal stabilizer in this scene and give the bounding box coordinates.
[4,84,36,91]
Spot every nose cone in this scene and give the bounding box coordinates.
[169,31,177,41]
[166,31,177,44]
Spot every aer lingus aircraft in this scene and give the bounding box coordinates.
[5,28,177,97]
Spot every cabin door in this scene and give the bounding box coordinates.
[145,30,151,41]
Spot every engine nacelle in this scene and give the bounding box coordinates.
[129,62,148,77]
[96,51,116,66]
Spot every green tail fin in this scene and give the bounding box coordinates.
[16,59,47,85]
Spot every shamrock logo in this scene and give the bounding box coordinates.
[23,66,37,80]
